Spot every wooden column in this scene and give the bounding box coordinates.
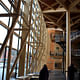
[18,28,27,76]
[18,0,29,76]
[6,34,13,80]
[66,10,71,80]
[26,0,33,74]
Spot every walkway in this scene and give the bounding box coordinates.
[48,70,65,80]
[48,70,79,80]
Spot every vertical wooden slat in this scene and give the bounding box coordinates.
[26,35,30,74]
[26,0,33,74]
[18,0,29,76]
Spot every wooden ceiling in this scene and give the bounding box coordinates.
[38,0,80,31]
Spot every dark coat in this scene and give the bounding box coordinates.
[68,64,77,80]
[39,65,49,80]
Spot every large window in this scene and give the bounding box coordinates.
[0,26,7,43]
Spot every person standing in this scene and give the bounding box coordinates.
[68,64,77,80]
[39,64,49,80]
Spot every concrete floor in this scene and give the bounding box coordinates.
[48,70,79,80]
[48,70,65,80]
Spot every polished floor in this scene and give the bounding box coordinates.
[48,70,79,80]
[48,70,65,80]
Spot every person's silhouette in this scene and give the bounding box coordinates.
[39,64,49,80]
[79,72,80,80]
[68,64,77,80]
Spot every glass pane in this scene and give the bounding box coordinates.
[2,0,11,9]
[12,35,18,49]
[0,25,7,43]
[0,5,7,13]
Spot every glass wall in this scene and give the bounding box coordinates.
[0,0,48,79]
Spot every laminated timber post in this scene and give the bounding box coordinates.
[37,14,45,70]
[66,10,71,80]
[18,0,29,76]
[34,1,40,72]
[0,0,21,58]
[36,16,42,72]
[37,14,43,71]
[6,34,13,80]
[26,0,33,74]
[26,35,30,73]
[30,33,35,72]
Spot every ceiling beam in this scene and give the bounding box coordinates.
[69,0,73,3]
[38,0,53,9]
[71,18,80,27]
[69,0,80,10]
[57,12,65,23]
[0,0,10,12]
[45,14,58,20]
[43,14,62,28]
[46,21,57,25]
[56,0,67,9]
[43,7,80,13]
[70,7,80,13]
[44,2,58,10]
[72,15,80,20]
[43,8,66,13]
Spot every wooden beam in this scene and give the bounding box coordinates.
[38,0,53,9]
[0,43,17,51]
[0,13,19,17]
[0,0,9,12]
[0,21,21,38]
[8,0,17,12]
[44,14,62,28]
[0,0,21,58]
[56,0,67,9]
[72,15,80,20]
[9,31,29,77]
[71,18,80,27]
[18,0,31,76]
[27,0,33,74]
[46,14,58,20]
[57,12,65,23]
[0,0,29,28]
[6,34,13,80]
[44,2,58,10]
[69,0,73,3]
[69,0,80,10]
[43,8,66,13]
[18,21,29,29]
[14,28,29,31]
[21,16,29,27]
[70,7,80,13]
